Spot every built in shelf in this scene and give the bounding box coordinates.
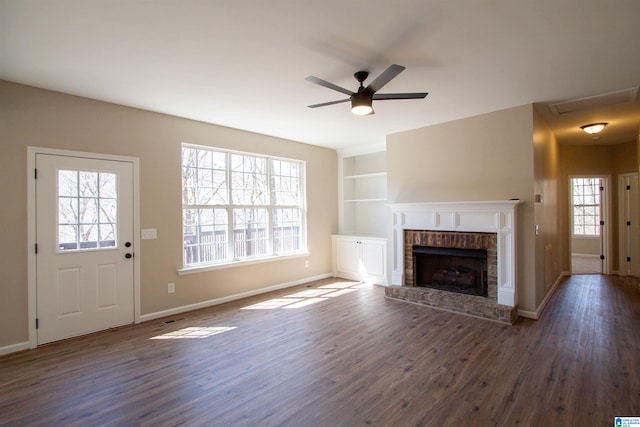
[344,198,387,203]
[343,172,387,180]
[339,150,388,237]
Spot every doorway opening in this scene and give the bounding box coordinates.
[569,176,610,275]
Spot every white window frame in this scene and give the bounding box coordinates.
[178,143,308,274]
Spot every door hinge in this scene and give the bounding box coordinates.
[600,220,605,226]
[35,243,38,254]
[600,186,604,192]
[627,185,631,190]
[34,168,38,179]
[35,318,39,329]
[628,221,632,226]
[600,254,605,260]
[627,257,632,262]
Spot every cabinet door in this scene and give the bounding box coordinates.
[335,238,360,276]
[360,239,386,280]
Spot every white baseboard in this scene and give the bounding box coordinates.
[140,273,333,323]
[518,271,568,320]
[572,253,600,259]
[0,341,30,357]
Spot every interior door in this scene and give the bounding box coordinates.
[620,173,640,277]
[36,153,135,344]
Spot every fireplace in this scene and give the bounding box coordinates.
[404,230,497,299]
[413,246,488,297]
[386,200,520,324]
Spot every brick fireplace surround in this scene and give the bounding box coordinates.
[386,201,521,324]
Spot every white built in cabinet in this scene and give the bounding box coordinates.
[333,150,388,285]
[332,235,388,285]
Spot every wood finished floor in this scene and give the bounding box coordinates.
[1,274,639,426]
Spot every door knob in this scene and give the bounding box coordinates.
[125,253,133,259]
[125,242,132,247]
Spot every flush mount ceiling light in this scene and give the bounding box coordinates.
[580,122,608,134]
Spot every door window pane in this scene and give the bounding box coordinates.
[57,170,118,251]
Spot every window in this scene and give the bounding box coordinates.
[571,177,601,236]
[181,144,306,267]
[57,170,117,251]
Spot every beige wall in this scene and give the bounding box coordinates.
[387,104,548,313]
[559,141,638,273]
[532,108,562,303]
[0,81,338,348]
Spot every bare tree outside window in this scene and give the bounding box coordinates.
[58,170,117,251]
[571,177,601,236]
[181,145,306,266]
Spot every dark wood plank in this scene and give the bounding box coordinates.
[1,275,639,426]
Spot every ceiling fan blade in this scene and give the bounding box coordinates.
[307,99,350,108]
[365,64,405,94]
[305,76,354,96]
[373,92,428,100]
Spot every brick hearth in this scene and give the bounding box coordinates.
[385,285,518,324]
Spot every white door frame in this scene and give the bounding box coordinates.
[27,147,141,349]
[568,175,612,275]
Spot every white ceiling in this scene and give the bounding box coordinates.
[1,0,639,152]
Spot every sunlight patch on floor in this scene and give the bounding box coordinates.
[241,280,368,310]
[150,326,236,340]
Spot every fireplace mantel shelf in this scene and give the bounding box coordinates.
[389,200,521,308]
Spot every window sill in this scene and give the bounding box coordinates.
[177,251,310,276]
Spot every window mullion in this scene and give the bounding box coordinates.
[226,154,234,261]
[267,159,273,256]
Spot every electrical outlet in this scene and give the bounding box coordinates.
[304,260,309,268]
[168,282,175,293]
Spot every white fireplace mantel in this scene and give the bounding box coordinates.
[389,200,521,307]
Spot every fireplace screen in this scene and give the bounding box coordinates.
[413,246,488,297]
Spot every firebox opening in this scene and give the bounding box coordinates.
[413,246,488,297]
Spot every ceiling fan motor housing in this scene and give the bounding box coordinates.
[354,71,369,85]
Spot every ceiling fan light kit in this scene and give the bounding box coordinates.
[580,122,608,134]
[306,64,428,116]
[351,91,374,115]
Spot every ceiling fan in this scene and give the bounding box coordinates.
[305,64,428,115]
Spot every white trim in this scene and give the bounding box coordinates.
[177,252,310,275]
[568,175,612,275]
[141,273,332,322]
[518,271,568,320]
[571,253,600,259]
[0,341,30,357]
[389,200,521,307]
[27,147,142,349]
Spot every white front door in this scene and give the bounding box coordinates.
[36,153,135,344]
